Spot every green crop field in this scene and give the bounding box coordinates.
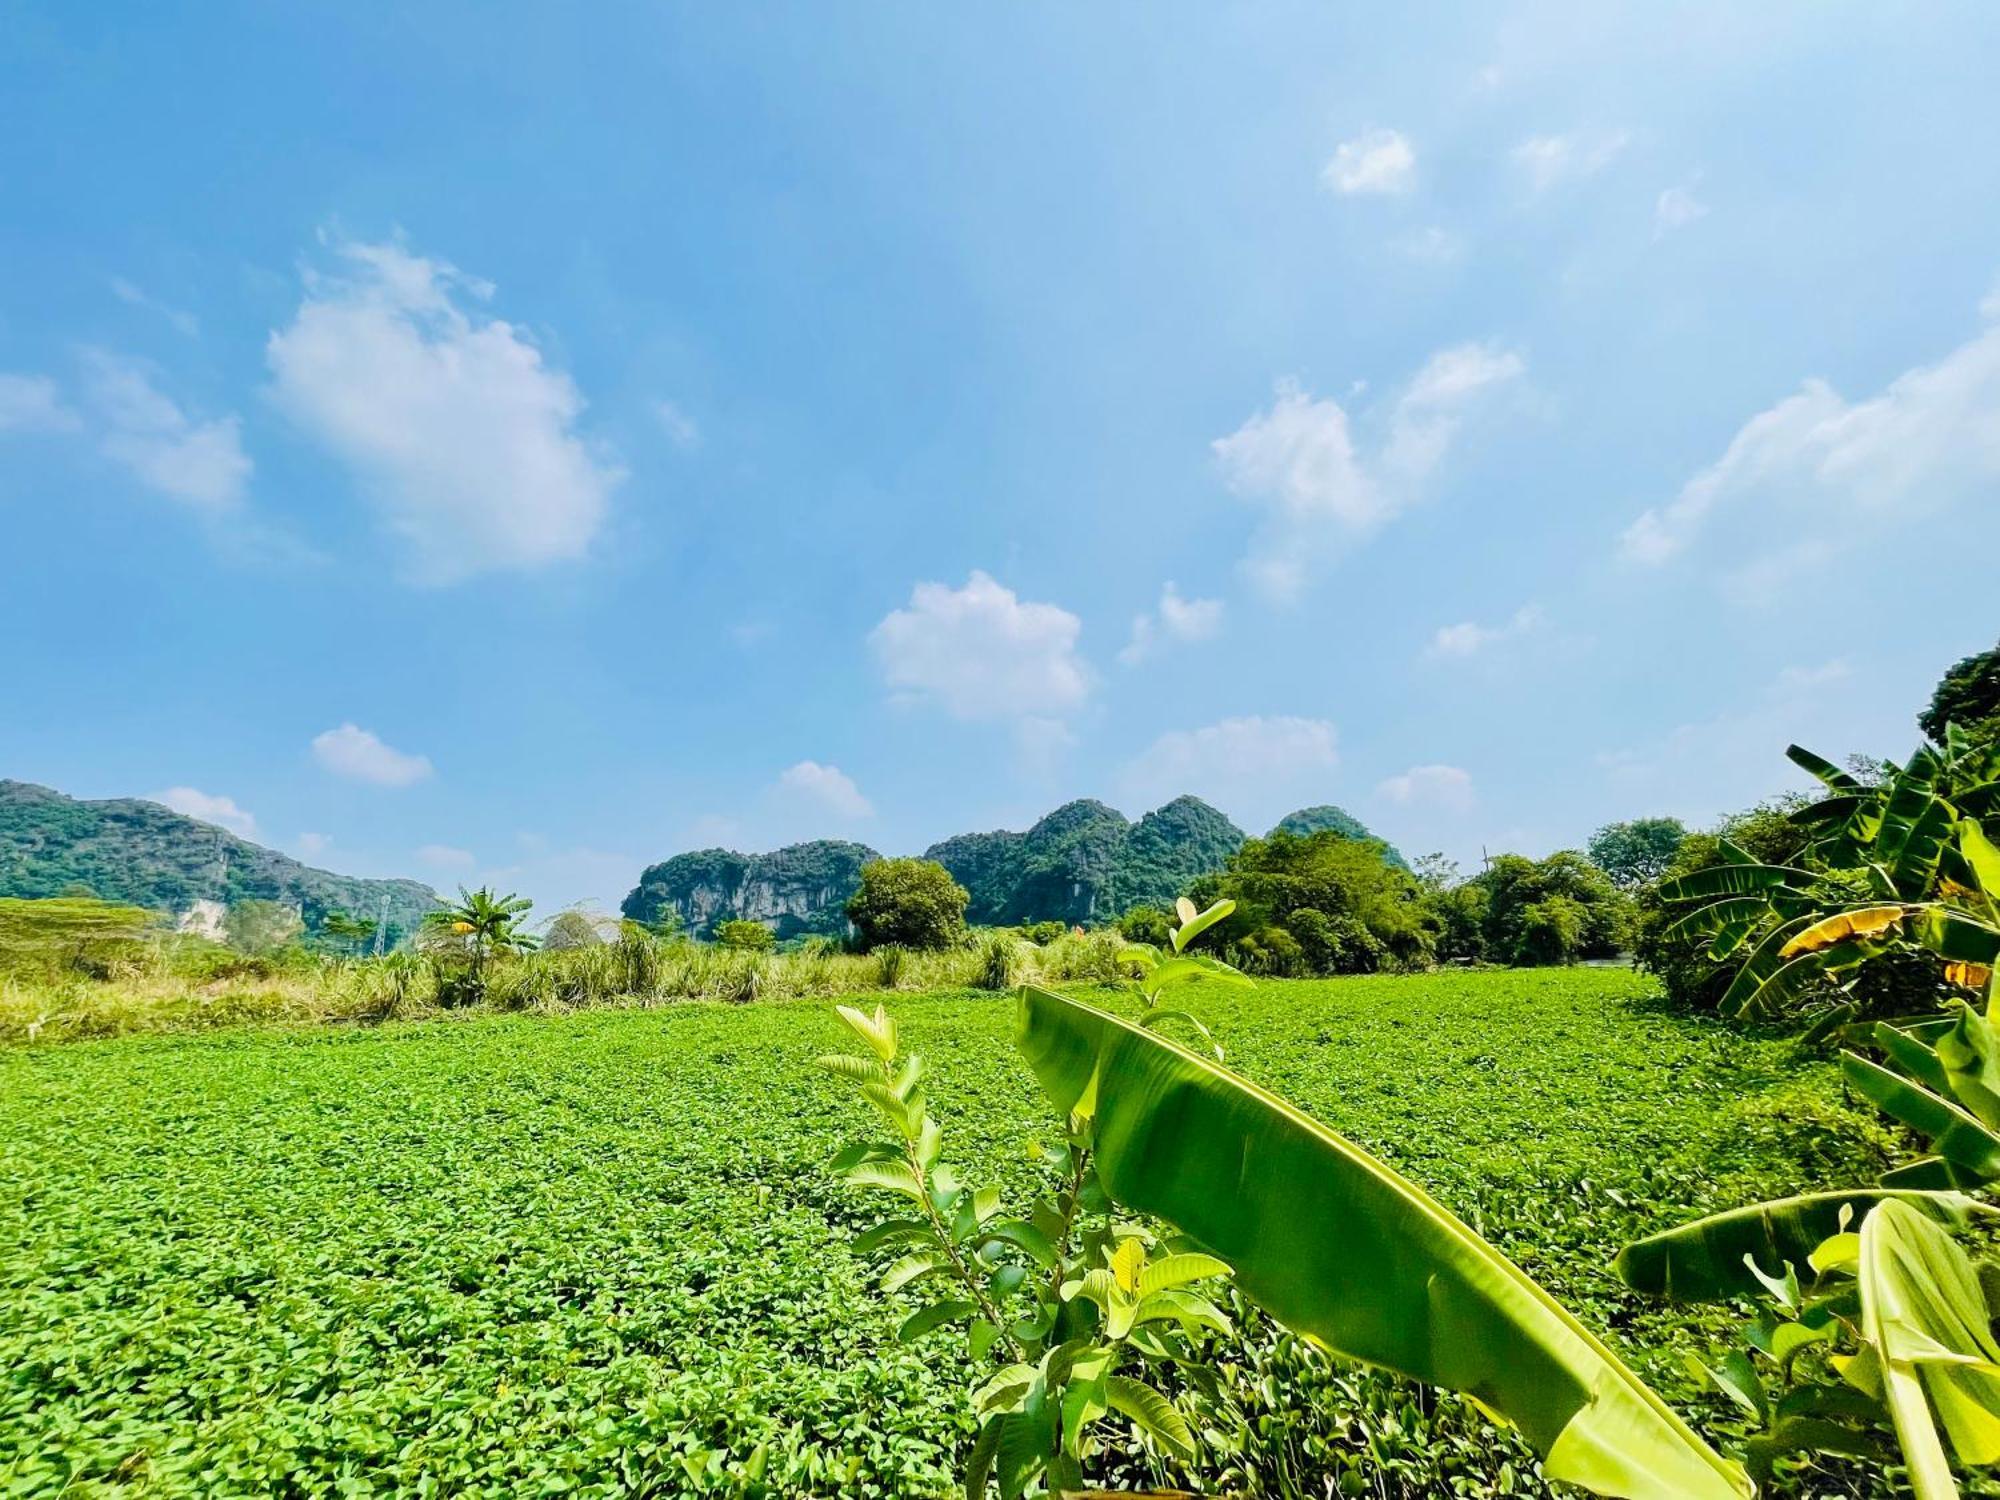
[0,970,1892,1497]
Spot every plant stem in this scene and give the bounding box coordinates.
[904,1138,1023,1362]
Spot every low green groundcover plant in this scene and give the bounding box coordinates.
[0,969,1890,1495]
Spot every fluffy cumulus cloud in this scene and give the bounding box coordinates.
[1119,582,1224,666]
[869,571,1092,723]
[150,786,257,838]
[0,373,80,433]
[1510,130,1629,193]
[82,351,250,511]
[268,237,620,583]
[311,723,434,787]
[1376,764,1476,812]
[1323,129,1415,196]
[1427,603,1543,659]
[1621,288,2000,585]
[1117,716,1339,825]
[1213,345,1524,601]
[773,760,874,820]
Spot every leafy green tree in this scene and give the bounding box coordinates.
[714,918,776,951]
[845,858,968,951]
[1587,818,1689,891]
[422,886,536,1002]
[318,909,376,956]
[223,899,304,956]
[1473,852,1631,966]
[1191,829,1435,976]
[1920,639,2000,745]
[1115,905,1172,946]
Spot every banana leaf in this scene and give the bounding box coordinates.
[1787,744,1864,793]
[1014,985,1751,1500]
[1844,1053,2000,1182]
[1660,863,1816,902]
[1616,1190,1986,1300]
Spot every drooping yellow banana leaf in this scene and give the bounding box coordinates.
[1014,986,1752,1500]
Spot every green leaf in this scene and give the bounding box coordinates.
[977,1218,1057,1269]
[897,1299,976,1342]
[1015,985,1751,1500]
[1915,907,2000,965]
[882,1251,950,1293]
[1787,744,1864,793]
[1169,898,1235,953]
[1103,1374,1196,1459]
[1874,1022,1952,1095]
[815,1053,880,1084]
[1616,1190,1987,1301]
[1859,1199,2000,1490]
[1660,863,1815,901]
[963,1415,1000,1500]
[1137,1251,1230,1297]
[1935,1002,2000,1130]
[1844,1053,2000,1182]
[851,1217,932,1254]
[835,1003,897,1063]
[1720,916,1815,1017]
[843,1161,925,1200]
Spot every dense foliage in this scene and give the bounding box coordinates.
[845,858,970,951]
[0,970,1887,1496]
[1272,804,1409,869]
[714,918,777,951]
[0,779,438,942]
[1920,640,2000,746]
[1588,818,1690,890]
[0,896,159,978]
[1471,851,1634,967]
[1189,829,1438,975]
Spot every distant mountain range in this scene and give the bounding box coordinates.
[0,780,440,943]
[620,796,1403,936]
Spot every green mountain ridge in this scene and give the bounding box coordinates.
[0,779,441,944]
[622,797,1403,935]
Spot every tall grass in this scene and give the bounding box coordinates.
[0,926,1134,1044]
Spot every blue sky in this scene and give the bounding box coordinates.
[4,3,1999,915]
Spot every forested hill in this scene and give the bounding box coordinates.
[618,796,1406,936]
[0,780,440,942]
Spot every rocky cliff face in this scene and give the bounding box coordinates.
[620,840,879,938]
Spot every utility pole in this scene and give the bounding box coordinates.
[373,894,389,957]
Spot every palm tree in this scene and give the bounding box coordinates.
[423,886,536,998]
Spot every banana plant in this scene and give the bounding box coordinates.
[1015,984,1752,1500]
[817,1003,1235,1497]
[1114,896,1252,1058]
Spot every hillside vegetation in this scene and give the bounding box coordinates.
[0,780,438,942]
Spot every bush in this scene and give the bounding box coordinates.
[1191,830,1436,977]
[1116,905,1172,946]
[845,858,968,952]
[1471,853,1630,967]
[222,899,304,957]
[976,934,1021,991]
[714,919,776,952]
[873,945,908,988]
[1022,920,1067,947]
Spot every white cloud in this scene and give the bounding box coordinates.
[1119,582,1224,666]
[267,236,621,583]
[1427,603,1543,659]
[150,786,257,838]
[82,351,250,511]
[1215,345,1524,601]
[1376,764,1476,812]
[296,832,331,857]
[1118,716,1339,825]
[416,843,476,869]
[1654,184,1709,236]
[773,760,874,820]
[0,373,80,433]
[1323,129,1416,196]
[654,399,701,450]
[1622,289,2000,579]
[110,277,199,337]
[870,571,1092,723]
[1510,130,1629,193]
[311,723,434,787]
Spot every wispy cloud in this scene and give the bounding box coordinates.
[311,723,434,787]
[1376,764,1475,812]
[1323,129,1415,196]
[1214,344,1524,601]
[1427,603,1543,659]
[1119,582,1224,666]
[110,277,199,337]
[654,399,701,451]
[1118,716,1339,827]
[82,350,250,511]
[1511,130,1629,193]
[1654,183,1709,236]
[0,373,81,434]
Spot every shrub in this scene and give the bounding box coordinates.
[1022,920,1067,947]
[714,919,776,952]
[1192,830,1437,976]
[873,945,908,989]
[1472,853,1630,967]
[974,933,1020,991]
[845,858,968,952]
[1116,905,1172,946]
[541,909,606,951]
